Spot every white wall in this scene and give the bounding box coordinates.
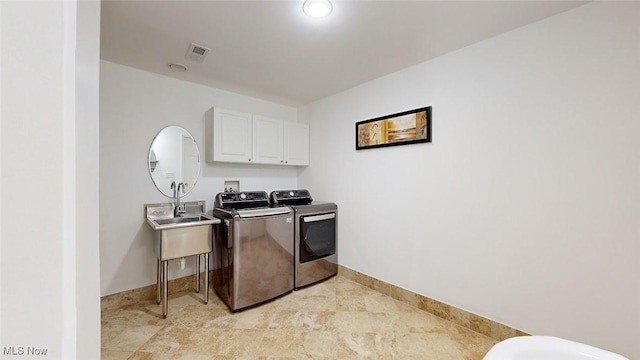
[99,61,300,296]
[1,1,101,358]
[299,2,640,358]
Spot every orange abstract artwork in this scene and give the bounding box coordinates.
[356,107,431,150]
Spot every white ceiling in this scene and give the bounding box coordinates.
[100,0,589,107]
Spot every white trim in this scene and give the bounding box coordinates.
[0,0,4,346]
[62,1,77,358]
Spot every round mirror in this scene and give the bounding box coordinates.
[148,126,201,197]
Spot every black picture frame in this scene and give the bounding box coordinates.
[355,106,432,150]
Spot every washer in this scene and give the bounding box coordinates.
[212,191,294,311]
[271,189,337,289]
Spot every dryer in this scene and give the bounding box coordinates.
[271,190,337,289]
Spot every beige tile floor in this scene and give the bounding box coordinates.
[101,276,496,359]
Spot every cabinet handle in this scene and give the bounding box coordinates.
[248,158,252,162]
[280,160,284,163]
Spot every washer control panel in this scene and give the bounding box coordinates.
[216,191,269,209]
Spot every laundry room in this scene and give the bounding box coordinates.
[2,1,639,359]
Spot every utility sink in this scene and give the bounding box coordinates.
[145,200,221,318]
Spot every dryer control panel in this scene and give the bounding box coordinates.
[270,189,313,206]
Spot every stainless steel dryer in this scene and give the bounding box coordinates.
[271,190,337,289]
[212,191,294,311]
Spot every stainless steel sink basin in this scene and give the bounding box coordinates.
[145,201,220,260]
[154,216,208,225]
[149,214,219,230]
[147,213,219,261]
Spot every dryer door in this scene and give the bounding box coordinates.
[299,212,336,263]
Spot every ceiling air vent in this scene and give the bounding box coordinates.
[185,43,210,63]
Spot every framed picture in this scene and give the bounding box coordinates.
[356,106,431,150]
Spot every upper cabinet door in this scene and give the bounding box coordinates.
[210,108,253,163]
[252,115,284,164]
[284,122,309,166]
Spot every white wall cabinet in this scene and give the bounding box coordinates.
[207,108,253,163]
[283,122,310,166]
[206,107,309,166]
[252,115,284,164]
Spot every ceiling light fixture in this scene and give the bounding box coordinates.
[303,0,333,18]
[168,63,187,72]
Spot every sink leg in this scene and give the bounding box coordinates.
[156,259,161,305]
[195,255,200,293]
[162,260,168,319]
[204,252,209,304]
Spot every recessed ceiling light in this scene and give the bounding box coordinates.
[168,63,187,72]
[303,0,333,18]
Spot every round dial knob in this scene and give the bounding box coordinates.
[289,191,295,197]
[240,193,247,200]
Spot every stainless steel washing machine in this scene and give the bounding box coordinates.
[212,191,294,311]
[271,190,337,289]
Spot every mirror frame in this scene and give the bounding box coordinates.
[148,126,201,198]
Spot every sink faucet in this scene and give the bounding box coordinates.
[171,181,186,217]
